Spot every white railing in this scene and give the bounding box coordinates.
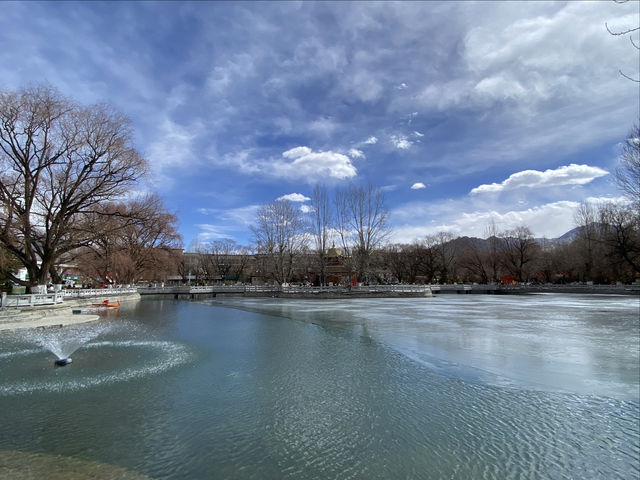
[352,285,431,294]
[1,292,65,308]
[0,287,139,308]
[243,285,280,294]
[257,284,433,295]
[428,284,475,292]
[62,287,138,298]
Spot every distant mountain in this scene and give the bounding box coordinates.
[555,226,583,242]
[447,227,588,251]
[552,223,606,243]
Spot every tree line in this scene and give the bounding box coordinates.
[217,206,637,287]
[246,183,390,285]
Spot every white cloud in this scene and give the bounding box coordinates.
[196,204,259,225]
[146,117,204,188]
[344,70,384,103]
[283,146,312,159]
[277,193,311,202]
[390,200,585,242]
[218,146,357,183]
[452,201,581,238]
[348,148,365,159]
[193,204,262,244]
[413,131,424,137]
[206,53,255,96]
[307,117,338,137]
[470,164,609,195]
[404,1,638,173]
[363,136,378,145]
[404,112,418,125]
[391,134,412,150]
[194,224,236,242]
[411,182,426,190]
[275,147,357,181]
[300,205,314,213]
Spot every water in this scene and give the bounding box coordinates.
[16,322,115,361]
[0,294,638,479]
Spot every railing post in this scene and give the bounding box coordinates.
[1,292,5,308]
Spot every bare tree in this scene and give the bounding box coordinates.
[434,231,457,283]
[615,124,640,209]
[75,194,182,285]
[335,183,389,283]
[199,239,245,283]
[418,235,441,283]
[116,194,182,284]
[0,85,146,290]
[484,219,502,283]
[309,185,333,285]
[230,245,252,283]
[573,201,604,282]
[383,242,425,284]
[598,202,640,275]
[75,202,128,286]
[499,226,539,282]
[251,199,305,284]
[458,237,491,284]
[605,0,640,82]
[0,245,20,286]
[383,244,407,283]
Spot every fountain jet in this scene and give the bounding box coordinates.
[54,358,72,367]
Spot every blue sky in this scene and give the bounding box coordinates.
[2,1,638,249]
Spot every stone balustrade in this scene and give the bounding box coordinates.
[0,287,139,308]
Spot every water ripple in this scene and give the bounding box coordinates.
[0,340,192,396]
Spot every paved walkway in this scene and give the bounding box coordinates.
[0,313,100,331]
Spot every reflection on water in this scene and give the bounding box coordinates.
[214,294,640,400]
[0,296,638,479]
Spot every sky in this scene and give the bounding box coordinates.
[1,1,638,249]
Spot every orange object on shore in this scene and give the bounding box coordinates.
[92,299,120,308]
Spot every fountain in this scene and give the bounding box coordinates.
[27,323,113,367]
[0,319,193,396]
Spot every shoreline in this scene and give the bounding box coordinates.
[1,285,637,331]
[0,294,140,332]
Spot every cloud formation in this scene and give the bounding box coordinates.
[411,182,426,190]
[470,164,609,195]
[2,1,635,247]
[277,193,311,202]
[348,148,365,159]
[275,147,357,181]
[391,134,412,150]
[300,205,314,213]
[390,200,584,242]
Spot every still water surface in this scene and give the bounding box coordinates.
[0,294,638,479]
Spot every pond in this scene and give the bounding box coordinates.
[0,294,638,479]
